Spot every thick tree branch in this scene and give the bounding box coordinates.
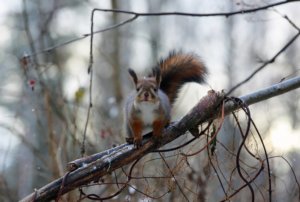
[20,76,300,202]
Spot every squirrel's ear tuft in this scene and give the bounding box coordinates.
[128,68,138,86]
[152,67,161,86]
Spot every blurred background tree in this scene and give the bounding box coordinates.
[0,0,300,201]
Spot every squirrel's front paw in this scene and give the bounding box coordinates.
[125,137,134,144]
[133,138,142,149]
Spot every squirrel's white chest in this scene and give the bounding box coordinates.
[134,102,159,125]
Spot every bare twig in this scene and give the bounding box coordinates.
[80,8,95,157]
[159,153,189,201]
[22,0,38,66]
[269,155,300,200]
[249,117,272,201]
[80,11,138,157]
[226,13,300,95]
[24,0,300,58]
[234,102,255,202]
[88,1,300,17]
[180,101,225,157]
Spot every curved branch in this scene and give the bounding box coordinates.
[20,76,300,202]
[25,0,300,57]
[226,13,300,95]
[92,0,300,17]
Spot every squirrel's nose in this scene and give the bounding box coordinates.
[144,92,149,98]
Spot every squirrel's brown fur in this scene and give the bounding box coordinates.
[124,51,207,148]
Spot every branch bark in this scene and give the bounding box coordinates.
[20,76,300,202]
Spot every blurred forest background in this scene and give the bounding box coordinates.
[1,0,300,201]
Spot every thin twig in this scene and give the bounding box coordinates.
[80,8,95,157]
[153,122,212,153]
[24,0,299,58]
[235,102,255,202]
[180,101,225,157]
[248,118,271,201]
[89,1,299,17]
[207,151,228,199]
[159,152,189,202]
[269,155,300,200]
[226,13,300,95]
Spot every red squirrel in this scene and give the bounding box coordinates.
[124,51,207,148]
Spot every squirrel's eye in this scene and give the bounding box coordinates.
[136,87,140,91]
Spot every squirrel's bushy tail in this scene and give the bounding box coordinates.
[158,51,207,104]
